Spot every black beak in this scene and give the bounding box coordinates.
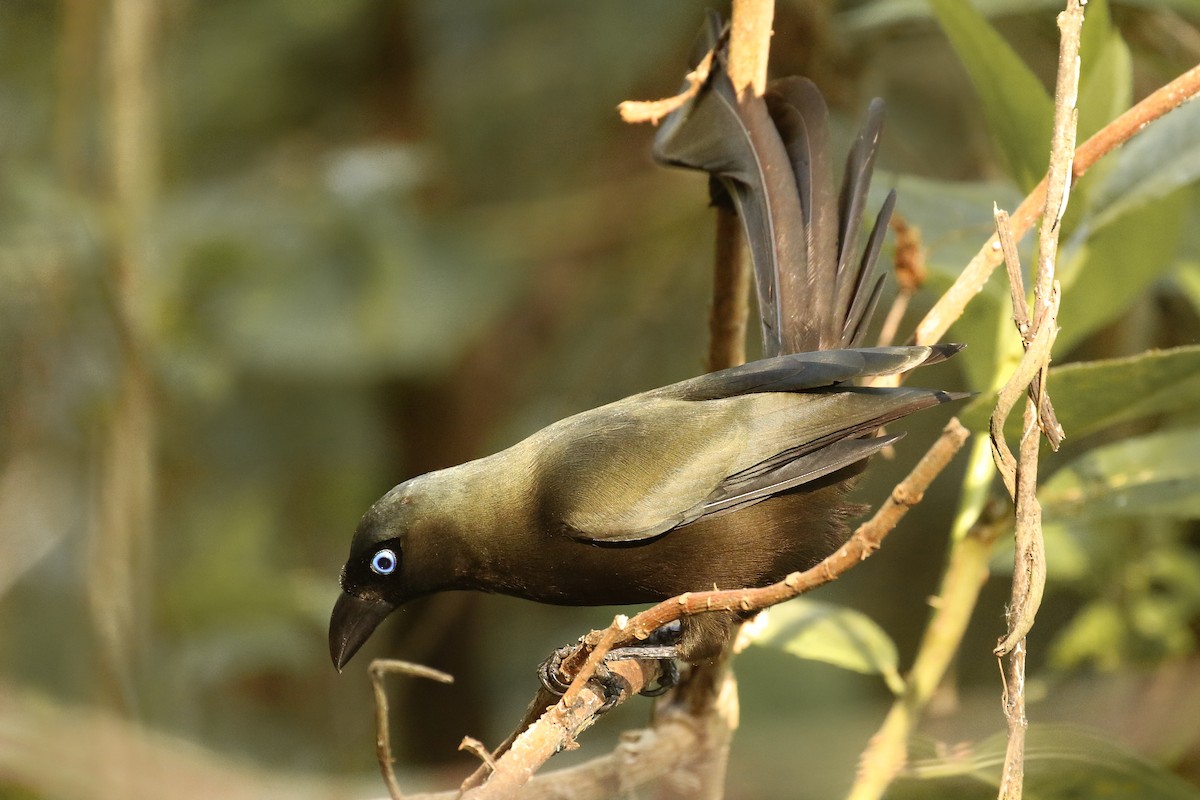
[329,591,396,671]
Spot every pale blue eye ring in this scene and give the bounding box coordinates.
[370,548,398,576]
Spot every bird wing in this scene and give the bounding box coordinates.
[535,398,749,544]
[538,372,965,546]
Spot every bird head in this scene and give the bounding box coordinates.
[328,483,416,671]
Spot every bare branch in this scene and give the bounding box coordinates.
[618,49,714,124]
[994,3,1084,798]
[369,660,454,800]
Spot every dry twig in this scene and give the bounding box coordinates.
[369,660,454,800]
[618,49,714,124]
[991,3,1084,798]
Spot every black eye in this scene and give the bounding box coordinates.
[370,548,398,576]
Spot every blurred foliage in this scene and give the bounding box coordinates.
[3,0,1200,798]
[895,725,1200,799]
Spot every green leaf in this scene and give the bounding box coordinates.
[752,598,904,693]
[960,345,1200,438]
[1176,258,1200,314]
[928,0,1054,191]
[842,0,1200,35]
[1077,2,1133,144]
[1086,95,1200,231]
[902,724,1200,799]
[1041,427,1200,521]
[1055,188,1187,353]
[841,0,1062,35]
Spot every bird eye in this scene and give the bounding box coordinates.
[370,548,398,576]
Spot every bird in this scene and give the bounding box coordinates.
[330,22,965,674]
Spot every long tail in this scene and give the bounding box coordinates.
[652,18,893,358]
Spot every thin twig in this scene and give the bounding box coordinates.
[618,49,714,124]
[994,3,1084,798]
[461,658,659,800]
[369,660,454,800]
[992,208,1062,448]
[90,0,160,718]
[458,737,497,773]
[913,60,1200,349]
[847,504,1006,800]
[984,250,1060,496]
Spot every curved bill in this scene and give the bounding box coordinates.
[329,591,396,671]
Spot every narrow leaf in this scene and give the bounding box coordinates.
[903,724,1200,799]
[1041,427,1200,521]
[928,0,1054,191]
[753,598,904,693]
[960,345,1200,439]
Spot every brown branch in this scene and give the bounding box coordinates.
[461,657,660,800]
[618,49,714,124]
[913,59,1200,348]
[707,208,753,372]
[687,4,776,797]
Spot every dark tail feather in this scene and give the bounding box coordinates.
[764,78,837,354]
[652,28,893,358]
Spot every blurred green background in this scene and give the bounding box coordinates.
[4,1,1200,798]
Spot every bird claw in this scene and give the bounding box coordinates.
[535,646,630,713]
[536,645,578,696]
[637,658,679,697]
[536,625,682,710]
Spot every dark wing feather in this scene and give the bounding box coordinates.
[651,344,962,402]
[687,433,903,522]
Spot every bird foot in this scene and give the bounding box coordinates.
[536,645,577,696]
[536,623,682,709]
